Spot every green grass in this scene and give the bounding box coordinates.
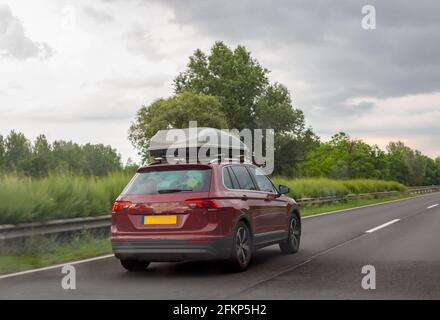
[272,177,407,199]
[0,232,111,275]
[0,173,407,225]
[0,172,131,224]
[300,193,414,217]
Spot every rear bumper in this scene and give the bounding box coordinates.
[112,238,232,262]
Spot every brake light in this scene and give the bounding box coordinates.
[112,201,132,213]
[185,199,220,209]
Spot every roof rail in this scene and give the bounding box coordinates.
[147,154,247,166]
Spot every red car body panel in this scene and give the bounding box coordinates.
[111,162,298,262]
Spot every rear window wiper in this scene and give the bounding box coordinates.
[157,188,193,194]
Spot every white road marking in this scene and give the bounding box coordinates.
[0,254,115,280]
[427,204,439,209]
[365,219,400,234]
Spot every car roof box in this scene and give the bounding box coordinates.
[148,127,249,161]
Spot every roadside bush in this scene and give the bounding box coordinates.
[271,177,407,199]
[0,172,131,224]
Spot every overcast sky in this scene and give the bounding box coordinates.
[1,0,439,163]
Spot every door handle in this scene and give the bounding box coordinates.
[241,195,248,201]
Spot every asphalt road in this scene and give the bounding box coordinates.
[1,193,440,299]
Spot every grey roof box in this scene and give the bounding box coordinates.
[148,127,248,159]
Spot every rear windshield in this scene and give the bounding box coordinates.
[122,168,211,195]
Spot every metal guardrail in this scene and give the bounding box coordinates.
[408,186,440,194]
[297,191,401,205]
[0,215,111,241]
[1,186,439,241]
[297,186,440,205]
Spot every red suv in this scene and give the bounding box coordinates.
[111,161,301,272]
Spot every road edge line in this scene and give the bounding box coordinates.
[0,254,115,280]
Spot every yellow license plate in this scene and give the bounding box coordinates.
[143,215,177,225]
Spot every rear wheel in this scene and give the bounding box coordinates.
[120,259,150,271]
[229,221,252,272]
[279,214,301,254]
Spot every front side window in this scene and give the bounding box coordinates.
[122,168,211,194]
[248,166,277,193]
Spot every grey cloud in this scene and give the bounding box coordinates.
[146,0,440,118]
[83,5,114,23]
[98,74,170,89]
[122,24,166,61]
[0,4,53,60]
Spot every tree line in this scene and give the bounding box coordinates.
[0,131,126,177]
[298,133,440,186]
[3,42,439,186]
[128,41,440,186]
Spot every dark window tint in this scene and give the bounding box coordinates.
[230,166,256,190]
[223,167,234,189]
[228,167,240,189]
[248,166,277,193]
[122,169,211,194]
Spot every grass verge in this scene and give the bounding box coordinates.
[0,232,111,275]
[300,192,415,217]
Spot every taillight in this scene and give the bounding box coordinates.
[112,201,132,213]
[185,199,220,209]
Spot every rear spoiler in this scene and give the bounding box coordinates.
[137,163,212,173]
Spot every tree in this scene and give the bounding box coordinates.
[175,43,268,130]
[0,131,123,177]
[172,41,315,174]
[385,142,409,184]
[4,131,32,173]
[129,91,228,162]
[51,140,85,174]
[82,143,121,176]
[28,135,52,177]
[299,132,386,179]
[174,42,305,133]
[0,135,5,173]
[123,157,139,174]
[386,141,429,186]
[274,129,319,176]
[423,157,440,185]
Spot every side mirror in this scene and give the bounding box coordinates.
[278,185,289,195]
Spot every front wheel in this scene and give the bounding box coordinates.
[120,259,150,271]
[229,221,252,272]
[279,214,301,254]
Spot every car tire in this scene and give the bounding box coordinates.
[120,259,150,271]
[279,214,301,254]
[228,221,253,272]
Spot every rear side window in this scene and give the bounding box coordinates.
[223,167,240,189]
[223,167,234,189]
[230,166,257,190]
[122,169,211,195]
